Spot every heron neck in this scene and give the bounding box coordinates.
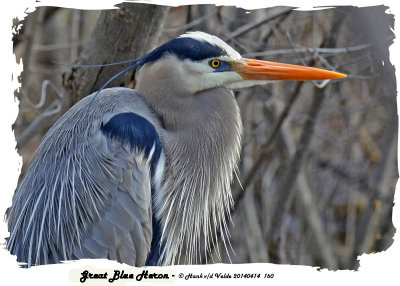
[139,86,243,264]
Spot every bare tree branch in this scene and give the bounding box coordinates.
[271,86,327,241]
[297,171,338,269]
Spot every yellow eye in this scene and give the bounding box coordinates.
[210,59,221,68]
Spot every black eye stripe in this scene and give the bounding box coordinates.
[141,38,227,64]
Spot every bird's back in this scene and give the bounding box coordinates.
[6,88,164,267]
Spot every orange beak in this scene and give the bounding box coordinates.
[233,58,346,81]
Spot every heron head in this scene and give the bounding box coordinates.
[135,31,346,96]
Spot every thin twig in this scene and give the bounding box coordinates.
[32,41,87,52]
[70,10,81,62]
[17,79,64,149]
[243,35,394,58]
[163,11,218,33]
[16,100,63,149]
[225,7,294,41]
[21,80,63,110]
[285,31,334,89]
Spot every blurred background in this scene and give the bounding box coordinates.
[11,4,397,270]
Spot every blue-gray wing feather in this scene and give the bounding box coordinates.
[6,88,163,267]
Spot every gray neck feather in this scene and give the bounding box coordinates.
[137,72,243,265]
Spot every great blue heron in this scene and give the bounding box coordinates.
[6,32,345,267]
